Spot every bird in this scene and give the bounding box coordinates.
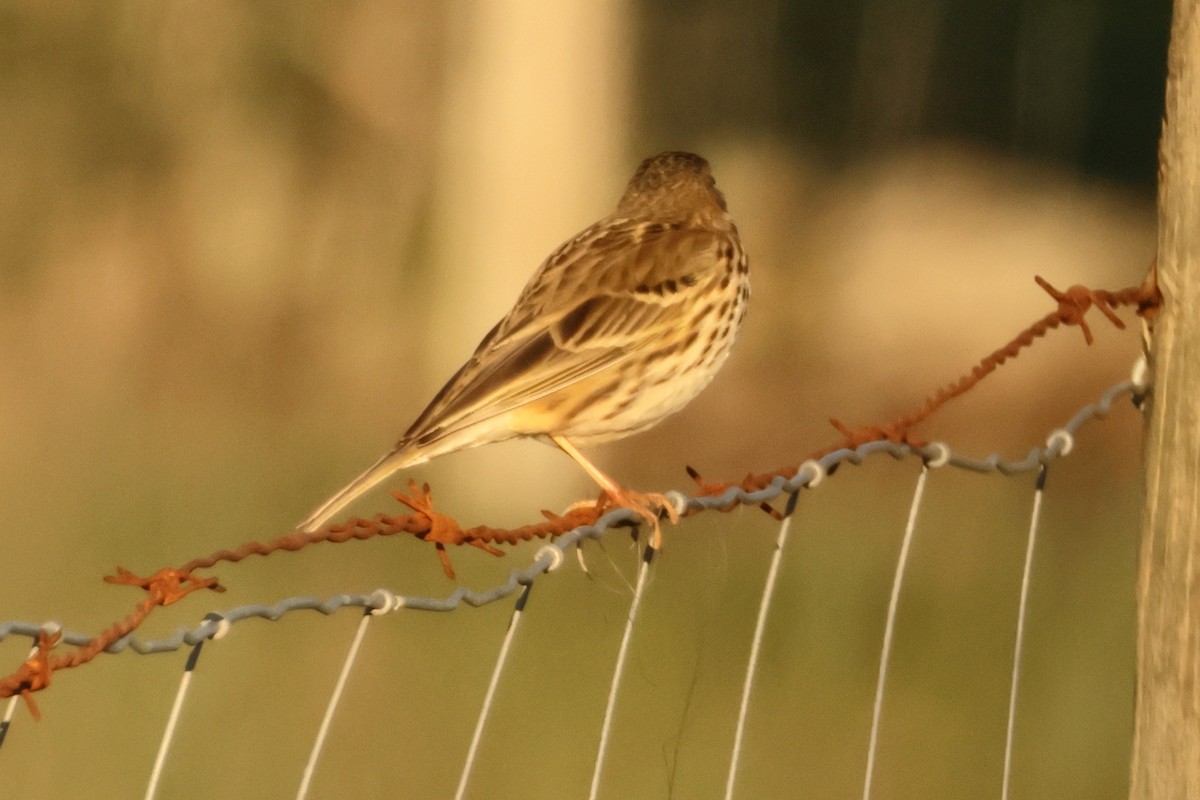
[297,151,749,548]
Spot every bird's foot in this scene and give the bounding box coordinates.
[596,487,681,550]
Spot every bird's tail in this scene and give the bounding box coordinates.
[296,446,426,534]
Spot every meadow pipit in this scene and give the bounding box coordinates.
[300,151,749,546]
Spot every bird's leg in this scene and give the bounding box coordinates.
[550,435,679,550]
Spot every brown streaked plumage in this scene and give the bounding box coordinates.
[299,151,749,543]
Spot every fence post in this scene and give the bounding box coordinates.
[1132,2,1200,798]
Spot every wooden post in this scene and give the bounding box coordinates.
[1131,2,1200,798]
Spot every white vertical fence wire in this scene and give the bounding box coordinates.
[144,620,214,800]
[1001,462,1050,800]
[295,610,375,800]
[723,485,804,800]
[453,584,533,800]
[588,544,655,800]
[862,459,937,800]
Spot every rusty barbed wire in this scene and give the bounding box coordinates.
[2,567,219,720]
[170,481,603,581]
[0,271,1159,716]
[0,376,1144,700]
[691,269,1160,498]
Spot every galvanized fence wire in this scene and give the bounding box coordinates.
[0,376,1140,658]
[0,369,1146,799]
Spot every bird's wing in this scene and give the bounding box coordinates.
[398,218,725,449]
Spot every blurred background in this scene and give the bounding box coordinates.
[0,2,1165,798]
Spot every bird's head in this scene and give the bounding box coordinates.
[617,151,729,221]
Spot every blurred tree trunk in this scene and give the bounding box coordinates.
[423,4,632,511]
[1132,1,1200,798]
